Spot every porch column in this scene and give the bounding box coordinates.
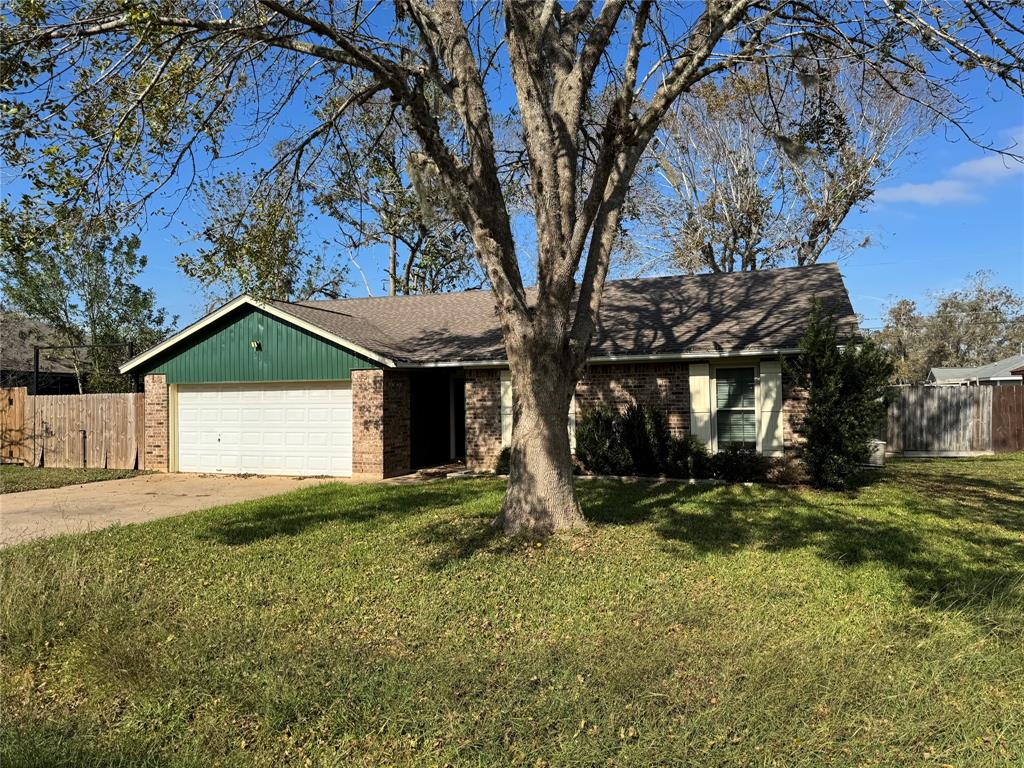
[352,369,410,480]
[464,369,503,472]
[143,374,170,472]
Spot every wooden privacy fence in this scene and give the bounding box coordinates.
[887,384,1024,457]
[0,387,145,469]
[992,385,1024,453]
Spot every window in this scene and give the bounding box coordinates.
[716,367,756,450]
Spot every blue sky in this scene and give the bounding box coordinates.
[840,101,1024,331]
[5,38,1022,330]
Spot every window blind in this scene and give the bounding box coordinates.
[716,368,755,409]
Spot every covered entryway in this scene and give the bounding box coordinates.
[409,370,466,469]
[176,382,352,476]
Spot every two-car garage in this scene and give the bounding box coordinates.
[175,382,353,477]
[120,298,383,478]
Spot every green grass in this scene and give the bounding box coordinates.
[0,465,148,494]
[2,455,1022,767]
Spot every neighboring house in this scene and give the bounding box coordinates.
[927,353,1024,386]
[120,264,857,479]
[0,312,81,395]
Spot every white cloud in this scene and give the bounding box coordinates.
[950,153,1024,182]
[873,179,978,205]
[875,124,1024,206]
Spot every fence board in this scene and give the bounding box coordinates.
[8,392,145,469]
[0,387,29,464]
[992,385,1024,453]
[887,386,993,456]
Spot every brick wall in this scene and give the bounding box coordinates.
[782,375,809,454]
[352,369,410,479]
[465,369,503,471]
[575,362,691,437]
[464,362,691,470]
[143,374,169,471]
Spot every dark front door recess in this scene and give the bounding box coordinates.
[410,370,461,469]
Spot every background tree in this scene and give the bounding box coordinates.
[635,59,938,274]
[875,272,1024,383]
[4,0,1022,533]
[178,171,349,307]
[873,299,930,385]
[0,197,174,392]
[312,97,482,296]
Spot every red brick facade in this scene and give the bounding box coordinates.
[575,362,691,437]
[465,369,503,471]
[137,360,807,478]
[782,376,809,454]
[352,369,411,479]
[143,374,169,472]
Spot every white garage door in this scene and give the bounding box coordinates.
[177,382,352,477]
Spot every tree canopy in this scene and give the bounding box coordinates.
[0,195,174,392]
[875,272,1024,384]
[3,0,1022,532]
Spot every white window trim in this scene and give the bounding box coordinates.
[710,362,760,453]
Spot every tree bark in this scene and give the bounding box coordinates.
[495,328,585,536]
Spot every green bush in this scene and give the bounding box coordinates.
[494,447,511,475]
[710,445,770,483]
[574,407,632,475]
[619,402,671,476]
[576,404,712,478]
[788,302,894,490]
[665,434,711,479]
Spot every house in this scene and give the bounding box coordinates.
[0,312,81,395]
[119,264,857,480]
[927,352,1024,386]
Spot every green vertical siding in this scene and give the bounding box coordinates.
[139,306,379,384]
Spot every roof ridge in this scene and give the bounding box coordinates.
[301,262,841,307]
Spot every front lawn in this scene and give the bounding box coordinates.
[0,465,148,494]
[2,455,1022,767]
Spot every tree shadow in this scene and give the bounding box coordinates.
[197,481,491,546]
[578,472,1023,620]
[411,514,517,571]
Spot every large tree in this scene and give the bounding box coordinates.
[179,170,350,307]
[312,98,483,296]
[639,59,938,274]
[3,1,1022,533]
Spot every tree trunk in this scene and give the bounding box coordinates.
[496,341,586,536]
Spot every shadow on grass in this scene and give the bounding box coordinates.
[412,515,516,571]
[198,480,494,546]
[577,470,1024,619]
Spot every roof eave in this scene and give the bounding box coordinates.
[393,347,803,369]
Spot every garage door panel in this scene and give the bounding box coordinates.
[177,382,352,477]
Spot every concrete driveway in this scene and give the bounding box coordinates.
[0,473,339,548]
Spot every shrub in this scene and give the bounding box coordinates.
[788,302,894,490]
[710,445,770,483]
[574,407,632,475]
[494,447,511,475]
[665,434,711,479]
[619,402,671,476]
[766,454,807,485]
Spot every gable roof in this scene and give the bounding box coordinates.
[122,264,857,372]
[928,352,1024,384]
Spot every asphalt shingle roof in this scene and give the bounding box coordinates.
[929,352,1024,383]
[269,263,857,366]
